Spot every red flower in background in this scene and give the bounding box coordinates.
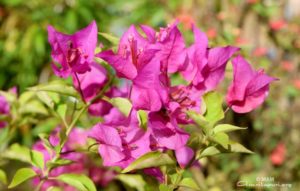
[269,19,287,31]
[270,143,286,166]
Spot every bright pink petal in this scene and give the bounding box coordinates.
[175,146,194,168]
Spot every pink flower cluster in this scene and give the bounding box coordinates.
[0,95,10,128]
[47,20,276,177]
[32,127,115,190]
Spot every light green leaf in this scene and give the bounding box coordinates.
[186,111,211,134]
[179,178,200,190]
[19,100,48,115]
[159,184,173,191]
[98,32,119,45]
[137,110,148,130]
[30,150,44,169]
[46,186,62,191]
[3,144,31,163]
[228,141,253,154]
[47,158,74,170]
[211,132,229,149]
[55,173,96,191]
[36,91,56,109]
[122,151,175,173]
[213,124,247,134]
[198,146,221,159]
[0,169,7,185]
[56,104,67,120]
[18,91,35,105]
[28,81,78,98]
[203,91,224,124]
[3,144,44,169]
[109,97,132,117]
[116,174,146,191]
[8,168,37,188]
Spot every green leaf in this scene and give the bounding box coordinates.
[198,146,221,159]
[203,91,224,124]
[3,144,44,169]
[227,141,253,154]
[211,132,229,149]
[8,168,37,188]
[3,144,31,163]
[47,158,74,170]
[116,174,146,191]
[213,124,247,134]
[137,110,148,130]
[0,169,7,185]
[109,97,132,117]
[186,111,211,134]
[28,81,78,98]
[19,100,48,115]
[38,133,53,149]
[122,151,175,173]
[98,32,119,45]
[30,150,45,169]
[56,104,67,120]
[36,91,56,109]
[159,184,173,191]
[55,173,96,191]
[179,178,200,190]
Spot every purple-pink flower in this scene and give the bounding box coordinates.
[48,21,97,78]
[181,26,239,92]
[226,55,277,113]
[89,109,151,168]
[98,25,168,111]
[0,95,10,128]
[72,62,107,102]
[32,127,114,190]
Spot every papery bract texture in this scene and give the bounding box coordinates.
[226,55,277,113]
[89,109,151,168]
[48,20,97,78]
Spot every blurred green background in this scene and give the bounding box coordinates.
[1,0,299,190]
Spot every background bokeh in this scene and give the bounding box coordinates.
[0,0,299,190]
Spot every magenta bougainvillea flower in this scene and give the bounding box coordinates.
[72,62,107,102]
[88,85,129,116]
[98,25,168,111]
[148,112,194,167]
[155,22,188,73]
[89,110,151,168]
[167,85,202,124]
[226,55,277,113]
[182,26,239,92]
[0,95,10,128]
[48,21,97,78]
